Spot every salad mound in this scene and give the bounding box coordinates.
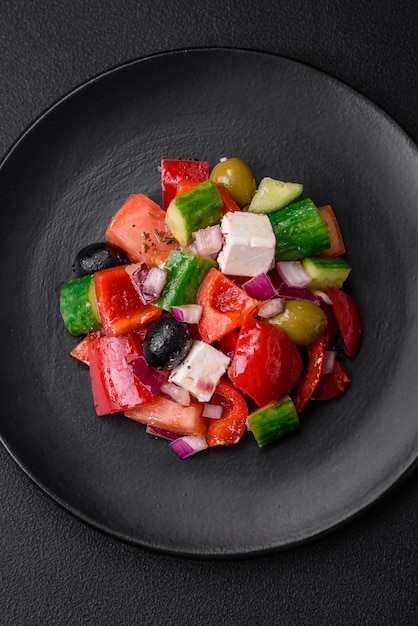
[59,157,362,459]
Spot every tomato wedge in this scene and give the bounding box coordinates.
[228,316,303,407]
[70,330,103,365]
[125,396,208,437]
[216,330,239,356]
[88,332,155,416]
[318,205,346,257]
[105,193,178,266]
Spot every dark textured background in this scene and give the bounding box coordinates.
[1,1,418,624]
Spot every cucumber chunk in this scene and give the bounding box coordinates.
[156,250,217,311]
[248,177,303,214]
[301,256,351,290]
[247,395,300,447]
[60,274,102,336]
[165,180,223,246]
[268,198,330,260]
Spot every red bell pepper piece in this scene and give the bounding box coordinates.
[320,300,338,349]
[228,316,303,407]
[161,159,210,209]
[94,265,162,336]
[293,334,328,413]
[214,184,241,214]
[88,331,155,415]
[206,379,249,446]
[175,179,241,214]
[312,360,351,400]
[327,287,362,358]
[175,179,200,196]
[196,268,259,343]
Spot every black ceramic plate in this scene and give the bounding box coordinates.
[1,48,418,558]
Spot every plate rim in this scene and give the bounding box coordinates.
[2,46,418,559]
[2,45,417,169]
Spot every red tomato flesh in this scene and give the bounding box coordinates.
[105,193,178,266]
[125,396,208,437]
[318,205,346,257]
[228,316,303,407]
[70,330,103,365]
[88,332,155,416]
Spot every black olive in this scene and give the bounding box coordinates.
[143,317,193,370]
[73,242,129,277]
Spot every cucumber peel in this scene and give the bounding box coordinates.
[247,395,300,447]
[301,256,351,290]
[165,180,223,246]
[156,250,217,311]
[59,274,102,336]
[248,177,303,214]
[268,198,330,260]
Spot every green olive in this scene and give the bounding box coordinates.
[265,300,327,346]
[209,157,256,208]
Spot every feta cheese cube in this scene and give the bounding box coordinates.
[217,211,276,276]
[168,340,231,402]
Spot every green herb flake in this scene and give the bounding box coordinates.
[153,228,176,244]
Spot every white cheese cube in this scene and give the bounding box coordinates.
[168,340,231,402]
[217,211,276,277]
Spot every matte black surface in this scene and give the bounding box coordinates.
[2,48,418,559]
[2,1,418,624]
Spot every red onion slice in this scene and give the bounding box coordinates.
[276,282,320,304]
[172,304,203,324]
[242,272,276,300]
[312,289,332,305]
[142,266,167,298]
[127,263,167,304]
[202,403,224,419]
[323,350,337,374]
[170,435,208,459]
[126,263,153,304]
[258,297,286,318]
[192,224,223,257]
[129,356,168,395]
[276,261,312,288]
[146,425,181,441]
[160,381,191,406]
[196,378,215,394]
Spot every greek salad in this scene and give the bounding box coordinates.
[59,157,362,459]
